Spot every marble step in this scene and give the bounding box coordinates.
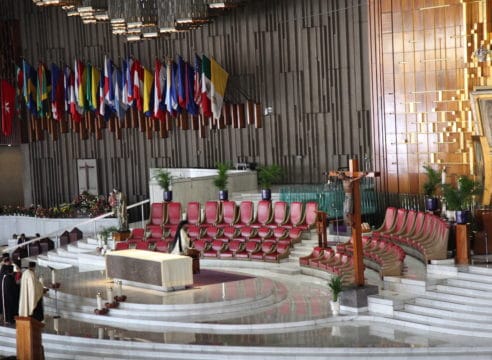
[415,297,492,314]
[422,290,492,306]
[66,243,93,253]
[55,247,80,258]
[467,266,492,276]
[403,303,492,322]
[394,308,492,331]
[435,284,492,298]
[46,252,80,265]
[446,278,492,291]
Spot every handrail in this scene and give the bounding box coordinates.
[2,199,151,255]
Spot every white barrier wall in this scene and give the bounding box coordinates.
[0,216,118,246]
[149,168,258,205]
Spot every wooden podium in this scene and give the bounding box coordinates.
[112,230,131,242]
[16,316,44,360]
[455,224,470,265]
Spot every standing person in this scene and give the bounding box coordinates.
[19,261,44,322]
[109,188,128,232]
[0,264,20,325]
[338,172,366,227]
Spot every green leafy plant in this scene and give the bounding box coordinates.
[441,176,483,211]
[153,170,173,192]
[213,162,230,191]
[257,164,283,189]
[99,226,119,244]
[422,165,442,197]
[328,276,343,302]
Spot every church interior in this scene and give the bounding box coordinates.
[2,0,492,359]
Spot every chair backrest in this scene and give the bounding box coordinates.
[148,226,163,239]
[273,201,289,225]
[131,228,145,240]
[377,207,397,232]
[154,240,169,253]
[397,209,417,237]
[312,246,324,258]
[186,202,201,225]
[228,239,244,252]
[289,202,305,226]
[304,201,318,227]
[221,201,238,225]
[149,202,164,226]
[256,200,273,225]
[204,201,221,225]
[261,240,276,253]
[165,202,182,225]
[391,208,408,234]
[135,241,149,250]
[238,201,255,225]
[115,242,129,251]
[409,211,426,238]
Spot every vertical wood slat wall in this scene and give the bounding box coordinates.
[368,0,492,194]
[0,0,371,207]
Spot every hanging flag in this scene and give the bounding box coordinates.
[177,56,186,109]
[36,63,51,118]
[69,70,81,122]
[51,63,65,121]
[122,58,133,108]
[15,65,23,117]
[91,66,100,112]
[103,55,115,109]
[63,66,72,113]
[1,80,15,136]
[193,54,202,106]
[74,59,86,113]
[171,61,180,113]
[22,59,37,115]
[185,62,198,115]
[201,55,212,117]
[113,68,128,121]
[153,59,166,121]
[165,59,173,114]
[132,59,143,111]
[143,66,154,117]
[85,62,92,110]
[210,58,229,121]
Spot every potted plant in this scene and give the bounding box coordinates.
[441,176,483,224]
[257,164,283,201]
[153,169,174,202]
[213,162,230,201]
[328,275,343,316]
[422,165,442,211]
[98,226,119,250]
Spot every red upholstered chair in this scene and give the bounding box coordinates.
[269,201,289,228]
[186,224,203,240]
[146,226,164,243]
[154,239,171,253]
[251,200,273,228]
[273,227,288,240]
[191,239,212,256]
[237,240,261,259]
[222,225,240,240]
[203,239,228,258]
[115,242,130,251]
[219,239,245,258]
[299,246,324,266]
[199,201,221,228]
[250,240,277,260]
[236,201,255,228]
[135,241,150,250]
[283,202,305,229]
[264,242,290,262]
[392,211,426,245]
[240,226,259,241]
[218,200,238,227]
[162,201,182,235]
[372,208,406,239]
[257,226,273,239]
[370,207,398,237]
[303,201,318,230]
[309,248,335,268]
[385,209,417,241]
[186,202,202,226]
[146,202,165,233]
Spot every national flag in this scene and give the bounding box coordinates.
[185,62,198,115]
[15,65,23,117]
[103,55,114,108]
[85,63,92,110]
[51,63,65,121]
[193,54,202,106]
[153,59,166,121]
[143,66,154,117]
[1,80,15,136]
[36,63,51,118]
[91,66,100,112]
[131,59,143,111]
[122,58,133,108]
[63,66,72,113]
[171,61,180,113]
[74,59,85,113]
[210,58,229,121]
[68,70,81,122]
[177,56,186,109]
[113,68,128,121]
[165,59,173,114]
[201,55,212,117]
[22,59,37,115]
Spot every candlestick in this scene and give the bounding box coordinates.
[51,269,56,284]
[98,327,104,339]
[96,292,103,310]
[441,166,446,184]
[107,287,114,303]
[53,317,59,333]
[117,280,122,297]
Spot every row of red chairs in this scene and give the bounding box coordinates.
[299,247,355,282]
[364,207,450,263]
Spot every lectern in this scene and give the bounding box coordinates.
[16,316,44,360]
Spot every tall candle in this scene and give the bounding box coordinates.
[98,327,104,339]
[51,269,56,284]
[107,287,114,303]
[53,317,59,333]
[96,292,103,310]
[117,280,122,297]
[441,166,446,184]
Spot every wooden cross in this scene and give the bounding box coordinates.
[79,162,95,191]
[329,159,380,286]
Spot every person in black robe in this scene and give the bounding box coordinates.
[0,264,20,325]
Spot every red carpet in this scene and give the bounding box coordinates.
[192,269,255,287]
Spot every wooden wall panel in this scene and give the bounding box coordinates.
[0,0,371,207]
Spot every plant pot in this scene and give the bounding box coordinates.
[446,210,456,222]
[261,188,271,201]
[455,210,469,224]
[219,190,229,201]
[330,300,340,316]
[425,197,438,212]
[164,191,173,202]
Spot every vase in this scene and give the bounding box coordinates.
[425,197,438,212]
[261,188,271,201]
[455,210,469,224]
[219,190,228,201]
[330,300,340,316]
[164,191,173,202]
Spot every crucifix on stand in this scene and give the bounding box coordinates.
[329,159,380,287]
[79,162,94,191]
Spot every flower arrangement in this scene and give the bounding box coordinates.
[0,191,112,218]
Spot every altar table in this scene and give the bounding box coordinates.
[105,250,193,291]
